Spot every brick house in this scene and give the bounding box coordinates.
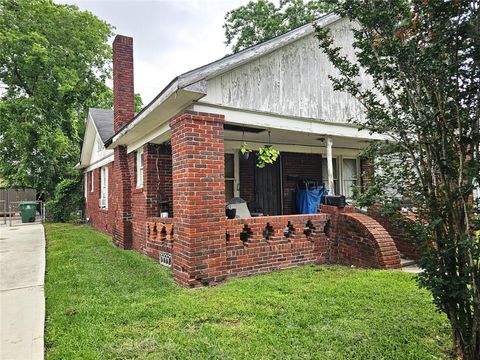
[77,14,407,287]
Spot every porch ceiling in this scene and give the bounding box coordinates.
[224,127,370,151]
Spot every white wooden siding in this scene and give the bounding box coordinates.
[204,19,370,124]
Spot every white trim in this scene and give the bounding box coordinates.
[136,148,144,188]
[90,171,94,192]
[84,173,88,198]
[107,14,342,148]
[225,150,240,198]
[326,136,334,195]
[224,140,361,157]
[127,123,170,154]
[84,155,114,173]
[193,103,390,141]
[111,81,179,146]
[100,166,109,209]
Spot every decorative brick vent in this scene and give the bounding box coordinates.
[145,218,174,262]
[225,214,329,277]
[160,251,172,267]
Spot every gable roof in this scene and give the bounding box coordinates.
[106,12,342,148]
[89,108,114,143]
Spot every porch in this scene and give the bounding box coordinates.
[133,109,399,287]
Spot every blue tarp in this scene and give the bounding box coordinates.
[296,187,327,214]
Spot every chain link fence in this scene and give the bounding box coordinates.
[2,200,45,227]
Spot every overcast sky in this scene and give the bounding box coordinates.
[59,0,251,105]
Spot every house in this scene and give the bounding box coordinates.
[77,14,407,287]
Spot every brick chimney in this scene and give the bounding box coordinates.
[113,35,134,133]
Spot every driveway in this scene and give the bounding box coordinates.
[0,224,45,360]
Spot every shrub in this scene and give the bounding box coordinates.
[46,174,84,222]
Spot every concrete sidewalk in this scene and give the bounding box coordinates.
[0,224,45,360]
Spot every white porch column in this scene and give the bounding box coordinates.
[326,136,334,195]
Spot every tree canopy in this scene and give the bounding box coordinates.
[316,0,479,358]
[224,0,333,53]
[0,0,113,198]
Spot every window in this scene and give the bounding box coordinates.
[225,153,235,202]
[342,158,359,199]
[321,158,338,194]
[100,166,108,208]
[90,171,94,192]
[136,148,144,188]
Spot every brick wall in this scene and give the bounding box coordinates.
[360,157,373,192]
[225,214,329,277]
[145,217,174,261]
[367,205,421,259]
[85,164,114,235]
[111,146,133,249]
[113,35,134,133]
[170,111,227,287]
[320,205,401,269]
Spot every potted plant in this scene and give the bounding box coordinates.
[239,142,252,160]
[256,145,280,168]
[225,205,236,219]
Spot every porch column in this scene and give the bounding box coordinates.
[326,136,335,195]
[170,111,227,287]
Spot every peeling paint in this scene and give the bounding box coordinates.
[204,19,370,124]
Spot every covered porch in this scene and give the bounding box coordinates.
[132,107,397,287]
[224,127,369,217]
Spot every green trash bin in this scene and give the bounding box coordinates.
[20,201,37,223]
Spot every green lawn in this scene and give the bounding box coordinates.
[45,223,452,359]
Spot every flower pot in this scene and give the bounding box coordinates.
[226,208,236,219]
[240,151,250,160]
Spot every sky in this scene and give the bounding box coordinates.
[60,0,250,105]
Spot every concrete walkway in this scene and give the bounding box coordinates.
[0,224,45,360]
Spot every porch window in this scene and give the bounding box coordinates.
[90,171,94,192]
[136,148,144,188]
[100,166,108,208]
[225,153,235,202]
[342,158,358,199]
[321,158,338,194]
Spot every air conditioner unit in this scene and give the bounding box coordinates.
[99,197,107,208]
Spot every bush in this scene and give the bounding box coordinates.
[46,174,84,222]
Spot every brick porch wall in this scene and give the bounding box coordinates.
[367,205,421,259]
[225,214,329,277]
[170,111,227,287]
[321,205,401,269]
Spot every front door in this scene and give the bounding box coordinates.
[254,155,282,215]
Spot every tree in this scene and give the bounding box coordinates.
[224,0,333,53]
[316,1,479,358]
[0,0,113,198]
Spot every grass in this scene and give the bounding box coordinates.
[45,223,452,359]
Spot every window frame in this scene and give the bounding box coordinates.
[100,166,108,208]
[224,151,239,202]
[90,171,94,192]
[341,157,360,199]
[136,148,144,188]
